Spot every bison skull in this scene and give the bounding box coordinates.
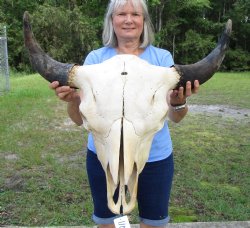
[23,11,232,214]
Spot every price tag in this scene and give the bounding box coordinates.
[114,215,131,228]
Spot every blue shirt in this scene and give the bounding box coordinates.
[83,45,174,162]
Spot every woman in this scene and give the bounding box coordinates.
[50,0,199,227]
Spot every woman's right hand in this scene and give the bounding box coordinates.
[50,81,83,125]
[49,81,79,102]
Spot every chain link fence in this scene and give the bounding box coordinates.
[0,26,10,94]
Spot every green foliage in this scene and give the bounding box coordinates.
[0,0,39,70]
[183,0,211,9]
[31,5,100,64]
[223,49,250,71]
[0,0,249,71]
[149,0,250,70]
[178,29,215,63]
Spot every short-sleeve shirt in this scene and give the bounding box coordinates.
[83,45,174,162]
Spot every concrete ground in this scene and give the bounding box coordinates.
[131,221,250,227]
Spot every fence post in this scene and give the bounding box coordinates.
[0,25,10,94]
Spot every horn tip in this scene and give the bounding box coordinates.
[226,19,232,35]
[23,11,32,31]
[23,11,30,21]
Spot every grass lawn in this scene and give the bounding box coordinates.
[0,71,249,226]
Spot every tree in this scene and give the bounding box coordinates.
[225,0,250,70]
[31,5,100,65]
[0,0,40,70]
[0,0,249,71]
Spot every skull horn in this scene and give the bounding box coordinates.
[175,19,232,88]
[23,11,75,86]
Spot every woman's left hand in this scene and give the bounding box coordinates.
[169,80,199,106]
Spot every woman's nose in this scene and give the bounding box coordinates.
[124,14,132,23]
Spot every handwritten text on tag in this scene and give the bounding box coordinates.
[114,215,131,228]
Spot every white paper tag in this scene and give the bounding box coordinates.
[114,215,131,228]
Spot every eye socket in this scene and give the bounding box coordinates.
[80,112,87,123]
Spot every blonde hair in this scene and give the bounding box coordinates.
[102,0,155,48]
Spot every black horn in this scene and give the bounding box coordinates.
[175,19,232,89]
[23,11,75,86]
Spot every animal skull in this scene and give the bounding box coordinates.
[71,56,180,213]
[23,11,232,214]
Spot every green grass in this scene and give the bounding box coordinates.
[0,72,249,226]
[189,72,250,108]
[169,114,249,222]
[0,74,92,226]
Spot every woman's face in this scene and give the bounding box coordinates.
[112,1,144,44]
